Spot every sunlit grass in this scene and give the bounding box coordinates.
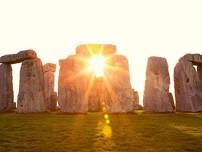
[0,112,202,152]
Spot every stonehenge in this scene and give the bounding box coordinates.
[58,44,134,113]
[143,57,175,112]
[0,45,202,114]
[174,54,202,112]
[0,50,56,113]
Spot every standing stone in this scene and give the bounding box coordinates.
[104,55,134,113]
[0,64,14,111]
[43,63,57,111]
[174,54,202,112]
[17,58,46,113]
[58,55,89,113]
[143,57,174,112]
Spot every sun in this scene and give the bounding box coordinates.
[89,55,105,77]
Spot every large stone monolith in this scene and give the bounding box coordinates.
[143,57,175,112]
[58,55,89,113]
[43,63,57,111]
[0,64,14,111]
[17,58,46,113]
[104,55,134,113]
[174,54,202,112]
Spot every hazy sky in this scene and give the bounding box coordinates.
[0,0,202,104]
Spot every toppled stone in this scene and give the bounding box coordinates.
[174,54,202,112]
[0,64,14,111]
[17,58,46,113]
[143,57,175,112]
[43,63,57,111]
[0,50,37,64]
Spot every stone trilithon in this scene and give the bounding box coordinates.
[58,44,135,113]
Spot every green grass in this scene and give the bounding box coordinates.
[0,111,202,152]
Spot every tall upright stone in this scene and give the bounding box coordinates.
[58,55,89,113]
[104,55,134,113]
[174,54,202,112]
[0,64,14,111]
[43,63,57,111]
[143,57,174,112]
[17,58,46,113]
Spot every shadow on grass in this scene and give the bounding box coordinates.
[0,112,202,152]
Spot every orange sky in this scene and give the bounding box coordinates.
[0,0,202,104]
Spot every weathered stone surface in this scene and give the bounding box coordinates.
[43,63,56,72]
[104,55,134,113]
[174,54,202,112]
[88,78,104,112]
[132,89,139,104]
[59,44,136,113]
[131,89,142,110]
[143,57,174,112]
[0,64,14,111]
[76,44,116,56]
[58,55,89,113]
[43,63,57,111]
[0,50,37,64]
[17,58,46,113]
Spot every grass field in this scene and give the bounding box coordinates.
[0,111,202,152]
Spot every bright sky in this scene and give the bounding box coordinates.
[0,0,202,104]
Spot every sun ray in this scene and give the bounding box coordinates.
[86,45,95,56]
[67,66,91,82]
[75,55,90,63]
[98,45,104,55]
[103,76,118,103]
[103,75,124,112]
[84,73,96,102]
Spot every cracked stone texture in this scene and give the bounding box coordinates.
[0,50,37,64]
[174,54,202,112]
[143,57,174,112]
[43,63,57,111]
[0,64,14,111]
[17,58,46,113]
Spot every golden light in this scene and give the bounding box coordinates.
[102,125,112,138]
[89,55,105,77]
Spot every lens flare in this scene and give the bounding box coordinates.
[89,55,105,77]
[102,125,112,138]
